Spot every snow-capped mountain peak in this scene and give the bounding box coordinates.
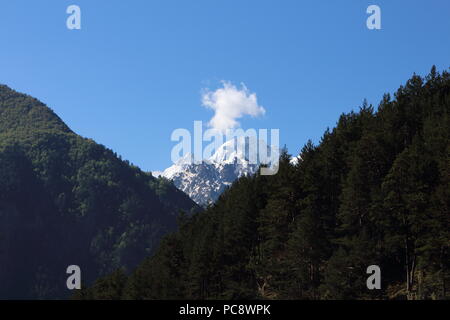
[154,137,272,206]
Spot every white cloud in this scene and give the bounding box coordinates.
[202,81,265,133]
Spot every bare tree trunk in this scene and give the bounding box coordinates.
[405,238,411,298]
[409,254,416,300]
[405,236,417,300]
[440,246,446,299]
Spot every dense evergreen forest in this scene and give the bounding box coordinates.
[80,67,449,300]
[0,85,198,299]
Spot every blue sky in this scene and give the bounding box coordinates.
[0,0,449,171]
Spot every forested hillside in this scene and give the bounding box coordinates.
[0,85,198,299]
[81,67,449,300]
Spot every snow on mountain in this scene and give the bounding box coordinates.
[290,155,301,166]
[153,136,273,206]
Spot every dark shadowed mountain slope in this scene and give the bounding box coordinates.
[0,85,199,299]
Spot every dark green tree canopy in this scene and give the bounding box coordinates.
[82,67,449,300]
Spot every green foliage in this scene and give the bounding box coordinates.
[0,85,199,299]
[84,67,449,300]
